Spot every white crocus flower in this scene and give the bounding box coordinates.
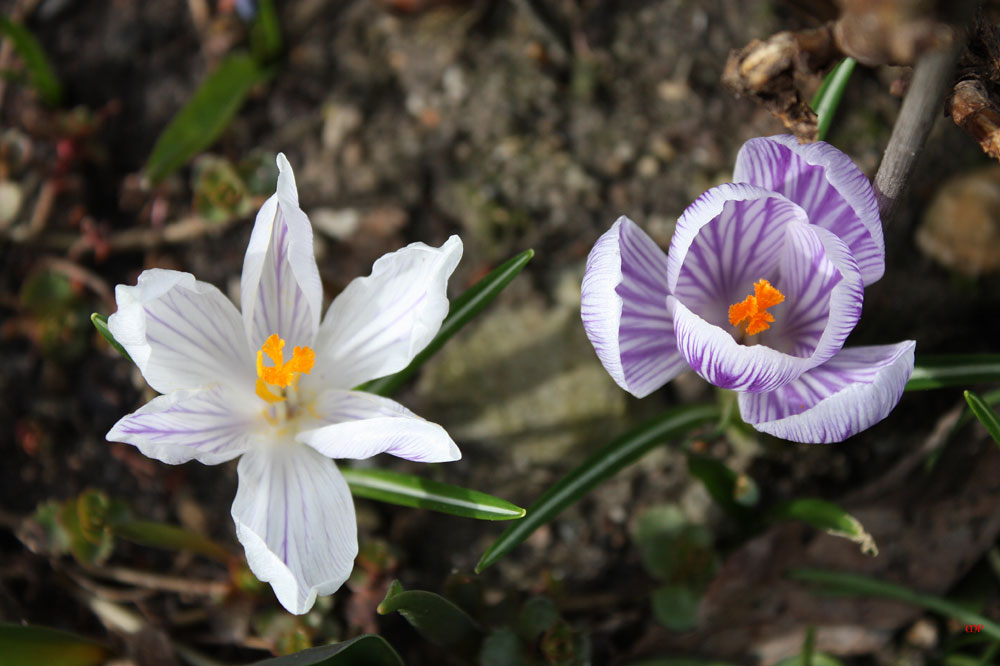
[106,154,463,614]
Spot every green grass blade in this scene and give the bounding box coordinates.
[0,623,112,666]
[111,520,231,562]
[906,355,1000,391]
[810,57,855,141]
[377,579,482,649]
[790,568,1000,640]
[341,468,525,521]
[0,17,62,106]
[250,634,404,666]
[90,313,131,362]
[964,390,1000,448]
[475,404,720,573]
[770,498,877,556]
[250,0,282,62]
[360,248,535,397]
[144,52,271,184]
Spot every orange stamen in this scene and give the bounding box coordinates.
[254,333,315,403]
[728,279,785,336]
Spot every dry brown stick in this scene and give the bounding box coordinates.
[874,44,960,225]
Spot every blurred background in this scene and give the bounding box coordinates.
[1,0,999,664]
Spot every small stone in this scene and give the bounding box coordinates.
[322,104,362,154]
[917,166,1000,276]
[311,208,360,241]
[0,181,23,229]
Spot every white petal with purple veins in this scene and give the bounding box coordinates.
[580,216,685,398]
[109,269,254,395]
[107,386,255,465]
[241,153,323,352]
[734,135,884,285]
[310,236,463,391]
[297,390,460,462]
[232,445,358,615]
[738,341,915,443]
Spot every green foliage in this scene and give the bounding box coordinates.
[250,0,283,63]
[906,355,1000,391]
[377,579,483,650]
[790,568,1000,641]
[192,154,255,222]
[810,57,856,142]
[360,248,536,396]
[90,313,131,361]
[144,53,272,184]
[517,596,559,641]
[651,585,700,632]
[686,452,759,517]
[476,405,720,573]
[341,467,525,521]
[112,520,231,562]
[20,271,88,360]
[0,623,112,666]
[0,17,63,106]
[963,390,1000,448]
[249,635,404,666]
[769,498,878,556]
[480,628,524,666]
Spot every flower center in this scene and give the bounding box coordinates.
[255,334,315,404]
[728,279,785,336]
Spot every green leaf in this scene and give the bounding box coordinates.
[341,468,525,521]
[0,17,62,106]
[249,634,404,666]
[377,579,482,649]
[360,249,535,397]
[517,596,559,641]
[476,404,720,573]
[628,660,737,666]
[480,628,525,666]
[111,520,231,562]
[964,390,1000,448]
[0,623,112,666]
[686,453,758,515]
[790,568,1000,641]
[810,57,855,142]
[774,654,845,666]
[906,355,1000,391]
[651,584,700,632]
[90,313,132,362]
[633,505,717,584]
[770,498,877,556]
[250,0,282,62]
[145,52,271,185]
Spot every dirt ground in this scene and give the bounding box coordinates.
[2,1,999,664]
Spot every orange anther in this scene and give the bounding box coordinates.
[728,279,785,336]
[255,334,315,401]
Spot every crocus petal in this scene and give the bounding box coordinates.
[297,390,460,462]
[738,341,915,443]
[580,216,686,398]
[109,269,254,395]
[760,221,863,365]
[232,445,357,615]
[733,135,885,286]
[107,386,254,465]
[241,153,323,352]
[310,236,463,390]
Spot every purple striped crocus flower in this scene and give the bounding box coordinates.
[581,135,915,443]
[107,154,462,614]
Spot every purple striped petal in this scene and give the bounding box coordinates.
[297,390,461,462]
[760,221,864,365]
[738,341,916,443]
[106,386,254,465]
[232,445,357,615]
[241,153,323,352]
[309,236,463,390]
[108,269,254,395]
[733,135,885,286]
[581,216,686,398]
[668,183,807,329]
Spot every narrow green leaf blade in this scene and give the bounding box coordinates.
[686,453,758,515]
[770,498,878,556]
[250,0,282,62]
[112,520,231,562]
[145,52,270,184]
[0,623,112,666]
[250,634,404,666]
[475,404,720,573]
[810,57,856,141]
[964,390,1000,448]
[0,17,62,106]
[341,468,525,521]
[360,249,534,397]
[90,313,132,362]
[790,568,1000,641]
[377,579,482,649]
[905,355,1000,391]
